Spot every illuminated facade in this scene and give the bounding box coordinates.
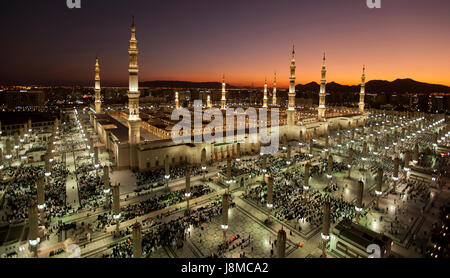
[90,42,367,171]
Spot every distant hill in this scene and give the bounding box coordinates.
[140,80,239,89]
[296,79,450,94]
[140,78,449,93]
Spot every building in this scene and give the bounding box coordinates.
[329,219,393,258]
[0,90,46,109]
[89,19,368,171]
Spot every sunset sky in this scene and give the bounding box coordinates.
[0,0,449,87]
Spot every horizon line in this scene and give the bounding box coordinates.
[2,77,450,89]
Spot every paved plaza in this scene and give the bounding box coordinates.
[0,110,449,259]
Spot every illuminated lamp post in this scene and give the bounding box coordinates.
[392,155,399,193]
[375,168,383,210]
[321,201,331,258]
[164,156,170,191]
[185,165,191,214]
[309,138,314,158]
[286,145,292,166]
[303,163,310,191]
[355,180,364,224]
[413,143,419,165]
[112,183,121,237]
[36,176,46,224]
[132,222,142,258]
[267,175,274,223]
[277,227,287,258]
[221,192,230,245]
[347,147,353,179]
[201,149,207,181]
[327,155,333,186]
[226,156,233,190]
[103,166,111,209]
[261,153,267,174]
[28,200,40,257]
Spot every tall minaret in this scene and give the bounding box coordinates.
[127,16,141,170]
[318,53,327,120]
[175,91,179,109]
[359,66,366,113]
[221,75,227,110]
[94,57,102,114]
[272,72,277,106]
[286,46,297,140]
[288,46,296,111]
[263,78,268,108]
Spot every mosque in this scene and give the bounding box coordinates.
[89,17,367,171]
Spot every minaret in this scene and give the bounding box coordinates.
[175,91,179,109]
[263,77,268,108]
[359,66,366,113]
[207,94,212,108]
[94,57,102,114]
[221,75,227,110]
[272,72,277,106]
[286,46,296,140]
[318,53,327,120]
[288,46,296,111]
[127,16,141,170]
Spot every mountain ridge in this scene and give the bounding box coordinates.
[139,79,450,93]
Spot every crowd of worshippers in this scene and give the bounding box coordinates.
[135,166,203,187]
[78,171,105,208]
[96,184,213,227]
[219,153,310,178]
[366,157,397,179]
[105,200,232,258]
[436,156,450,178]
[76,154,92,161]
[25,145,47,154]
[308,159,348,177]
[244,169,363,226]
[401,180,432,204]
[44,163,70,219]
[1,163,70,224]
[75,162,97,175]
[57,138,86,152]
[425,203,450,258]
